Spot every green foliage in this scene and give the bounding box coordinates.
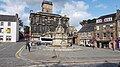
[80,18,96,26]
[18,18,23,30]
[24,26,29,34]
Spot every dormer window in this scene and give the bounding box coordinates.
[104,17,112,22]
[96,19,102,23]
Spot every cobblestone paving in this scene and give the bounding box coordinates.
[1,42,120,67]
[0,42,31,67]
[20,45,120,67]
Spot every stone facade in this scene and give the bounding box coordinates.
[78,31,95,46]
[78,23,95,46]
[68,26,78,44]
[116,10,120,49]
[29,1,69,41]
[42,0,53,13]
[78,9,120,49]
[94,13,116,49]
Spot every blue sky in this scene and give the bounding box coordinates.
[86,0,120,17]
[0,0,120,30]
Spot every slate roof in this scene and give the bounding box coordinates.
[98,13,116,19]
[78,23,95,33]
[0,14,17,22]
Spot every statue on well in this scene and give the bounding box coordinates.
[56,21,64,34]
[52,19,70,47]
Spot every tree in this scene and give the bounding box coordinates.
[24,26,29,34]
[80,18,96,26]
[18,18,23,30]
[80,20,87,26]
[18,18,24,39]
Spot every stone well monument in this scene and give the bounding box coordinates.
[52,20,70,47]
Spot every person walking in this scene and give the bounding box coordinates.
[28,41,32,52]
[26,41,29,49]
[111,43,114,51]
[26,41,31,52]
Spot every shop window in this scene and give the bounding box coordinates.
[6,36,11,41]
[0,36,3,41]
[0,28,3,33]
[8,22,11,26]
[0,22,4,26]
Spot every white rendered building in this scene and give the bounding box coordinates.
[0,14,19,42]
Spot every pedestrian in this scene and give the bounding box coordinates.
[111,43,114,51]
[28,41,32,52]
[26,41,29,49]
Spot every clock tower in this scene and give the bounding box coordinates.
[42,0,53,13]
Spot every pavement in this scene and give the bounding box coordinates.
[18,45,120,65]
[1,40,119,67]
[0,42,31,67]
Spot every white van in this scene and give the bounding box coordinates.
[39,37,53,45]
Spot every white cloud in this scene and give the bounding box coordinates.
[0,0,28,26]
[95,4,107,9]
[60,1,91,30]
[0,0,46,26]
[0,0,92,31]
[25,0,43,12]
[21,13,30,26]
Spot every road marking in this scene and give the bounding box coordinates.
[15,45,25,59]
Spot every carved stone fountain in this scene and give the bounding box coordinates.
[52,19,70,47]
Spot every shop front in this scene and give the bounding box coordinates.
[96,41,110,48]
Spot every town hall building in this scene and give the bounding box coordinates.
[29,0,69,41]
